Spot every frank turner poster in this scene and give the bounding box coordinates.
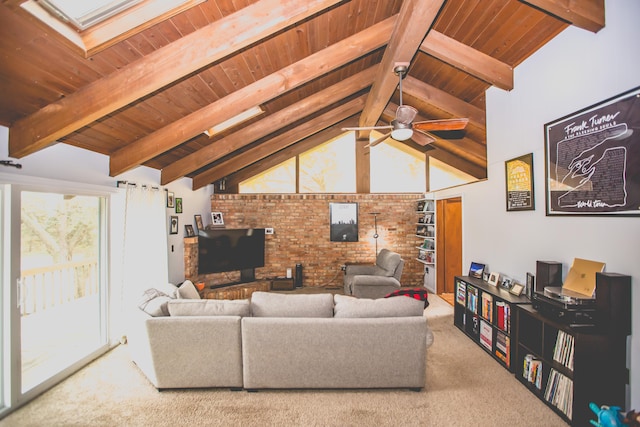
[544,87,640,216]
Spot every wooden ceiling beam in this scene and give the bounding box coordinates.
[420,30,513,91]
[111,17,395,177]
[160,66,378,185]
[224,117,359,188]
[521,0,604,33]
[357,0,446,138]
[192,95,367,190]
[8,0,344,159]
[402,76,486,127]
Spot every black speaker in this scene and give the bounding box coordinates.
[595,272,631,336]
[295,263,303,288]
[535,261,562,291]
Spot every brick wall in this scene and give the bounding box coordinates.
[184,193,425,289]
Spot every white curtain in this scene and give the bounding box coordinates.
[122,185,168,303]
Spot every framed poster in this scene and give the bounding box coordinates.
[330,202,358,242]
[544,86,640,216]
[505,153,534,211]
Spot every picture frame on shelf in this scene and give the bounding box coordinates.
[509,283,525,296]
[169,216,178,234]
[184,224,195,237]
[505,153,534,211]
[175,198,183,214]
[166,191,175,208]
[194,214,204,231]
[211,212,224,226]
[487,272,500,286]
[500,276,513,290]
[468,262,485,279]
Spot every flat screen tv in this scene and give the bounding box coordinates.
[197,228,266,281]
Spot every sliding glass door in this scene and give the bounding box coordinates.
[1,184,109,415]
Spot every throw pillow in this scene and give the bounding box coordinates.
[250,291,334,318]
[138,288,172,317]
[176,280,201,299]
[384,288,430,308]
[168,299,250,317]
[333,294,424,318]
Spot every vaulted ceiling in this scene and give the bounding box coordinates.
[0,0,604,192]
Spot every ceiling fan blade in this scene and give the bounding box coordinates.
[365,132,392,148]
[413,118,469,131]
[395,105,417,124]
[342,125,393,131]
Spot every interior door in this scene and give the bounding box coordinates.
[436,197,462,294]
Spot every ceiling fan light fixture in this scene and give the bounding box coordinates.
[390,121,413,141]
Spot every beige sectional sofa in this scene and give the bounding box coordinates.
[129,283,433,391]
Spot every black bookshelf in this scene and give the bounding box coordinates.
[453,276,531,372]
[514,273,630,426]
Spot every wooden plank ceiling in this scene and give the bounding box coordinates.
[0,0,604,191]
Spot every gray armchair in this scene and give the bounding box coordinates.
[343,249,404,298]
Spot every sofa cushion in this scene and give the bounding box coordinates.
[167,299,250,317]
[138,288,172,317]
[176,280,201,299]
[333,294,424,318]
[250,291,334,318]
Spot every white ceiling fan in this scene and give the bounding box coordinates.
[343,64,469,147]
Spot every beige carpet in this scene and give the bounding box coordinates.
[0,295,567,427]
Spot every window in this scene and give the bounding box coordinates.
[240,158,296,194]
[370,135,425,193]
[299,133,355,193]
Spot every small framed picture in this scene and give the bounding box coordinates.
[169,216,178,234]
[175,198,183,214]
[211,212,224,226]
[184,224,195,237]
[501,276,513,290]
[166,191,175,208]
[468,262,485,279]
[510,283,525,296]
[488,272,500,286]
[194,214,204,230]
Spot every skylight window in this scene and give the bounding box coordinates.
[37,0,143,30]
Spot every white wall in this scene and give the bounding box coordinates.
[436,0,640,409]
[0,126,213,283]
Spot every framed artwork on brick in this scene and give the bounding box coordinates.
[329,202,358,242]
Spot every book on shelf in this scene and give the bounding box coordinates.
[456,281,466,305]
[522,354,543,390]
[495,301,511,333]
[495,331,510,367]
[553,330,575,371]
[481,292,493,322]
[467,286,478,314]
[480,320,492,351]
[544,368,574,420]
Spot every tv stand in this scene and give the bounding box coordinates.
[200,280,270,300]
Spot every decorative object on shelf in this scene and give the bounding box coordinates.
[487,272,500,286]
[526,272,535,300]
[194,214,204,231]
[184,224,195,237]
[468,262,485,279]
[509,283,524,296]
[169,215,178,234]
[544,86,640,216]
[166,191,175,208]
[370,212,380,255]
[329,202,358,242]
[211,211,224,226]
[505,153,534,211]
[588,403,625,427]
[175,197,183,213]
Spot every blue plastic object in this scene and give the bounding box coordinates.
[589,402,625,427]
